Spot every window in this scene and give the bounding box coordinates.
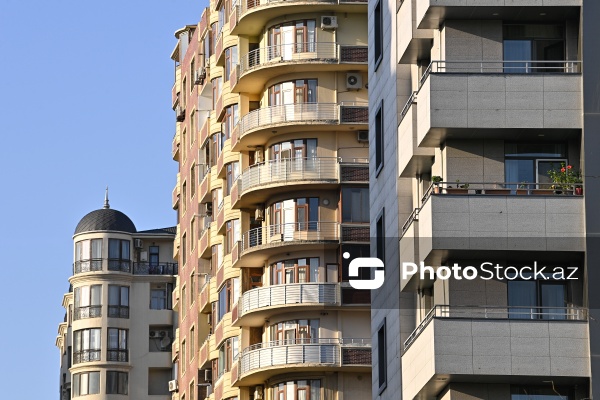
[150,283,173,310]
[73,371,100,397]
[210,23,218,53]
[376,209,385,262]
[272,379,321,400]
[224,46,238,80]
[149,246,159,266]
[342,187,370,223]
[74,285,102,320]
[217,278,239,321]
[504,143,568,189]
[225,162,240,196]
[223,104,239,141]
[270,319,319,343]
[189,326,195,362]
[269,139,317,160]
[108,239,130,272]
[374,0,382,70]
[182,128,187,161]
[209,134,219,166]
[225,219,241,254]
[508,269,568,320]
[211,77,222,109]
[181,340,187,372]
[377,319,387,393]
[375,101,383,175]
[503,24,565,73]
[182,232,187,266]
[271,258,319,284]
[73,328,101,364]
[182,181,187,214]
[270,198,319,232]
[268,20,316,58]
[217,336,239,378]
[107,328,128,362]
[211,244,223,270]
[191,271,196,304]
[181,285,187,319]
[108,285,129,318]
[106,371,128,395]
[268,79,317,105]
[191,164,196,198]
[191,219,196,251]
[74,239,102,273]
[189,381,196,400]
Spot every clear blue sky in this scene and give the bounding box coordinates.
[0,1,204,397]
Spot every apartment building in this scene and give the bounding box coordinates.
[170,1,371,399]
[369,1,599,399]
[56,197,178,399]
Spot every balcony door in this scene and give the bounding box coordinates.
[503,24,565,73]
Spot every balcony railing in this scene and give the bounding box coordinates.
[133,262,178,275]
[239,283,340,317]
[404,305,588,351]
[239,42,338,75]
[108,260,131,273]
[418,59,582,90]
[73,350,101,364]
[238,338,371,376]
[108,305,129,319]
[73,306,101,321]
[239,157,339,194]
[240,222,339,253]
[238,103,339,137]
[107,350,129,362]
[73,259,102,274]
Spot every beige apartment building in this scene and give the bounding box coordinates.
[170,0,371,399]
[56,198,178,399]
[369,0,598,399]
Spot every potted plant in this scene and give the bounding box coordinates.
[516,182,529,195]
[547,163,582,195]
[432,176,442,194]
[446,180,469,195]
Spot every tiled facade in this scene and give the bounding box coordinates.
[370,1,594,399]
[170,1,371,399]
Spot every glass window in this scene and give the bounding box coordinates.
[503,24,565,73]
[374,0,382,69]
[375,101,383,174]
[508,269,568,320]
[106,371,128,395]
[225,46,238,80]
[108,285,129,318]
[150,283,173,310]
[74,285,102,320]
[271,380,321,400]
[108,328,128,362]
[505,143,568,189]
[108,239,130,272]
[378,320,387,392]
[342,187,370,223]
[73,371,100,397]
[271,258,320,284]
[73,329,101,364]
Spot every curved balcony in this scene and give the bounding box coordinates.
[232,157,340,208]
[72,259,132,275]
[233,42,366,93]
[235,338,371,386]
[233,283,340,326]
[231,102,368,151]
[236,222,340,267]
[230,0,367,36]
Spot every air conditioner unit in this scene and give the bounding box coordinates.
[204,369,212,382]
[134,239,144,249]
[357,130,369,142]
[159,330,169,337]
[346,73,362,90]
[149,330,158,338]
[255,208,264,221]
[321,16,338,29]
[254,386,264,399]
[206,203,213,216]
[176,106,185,121]
[194,67,207,85]
[168,380,178,392]
[207,313,212,325]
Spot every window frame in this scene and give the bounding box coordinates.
[106,371,128,395]
[375,100,384,177]
[373,0,383,71]
[107,328,129,362]
[377,318,387,394]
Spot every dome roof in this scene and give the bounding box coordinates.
[74,189,136,235]
[74,208,137,235]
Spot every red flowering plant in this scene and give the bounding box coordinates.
[547,163,582,190]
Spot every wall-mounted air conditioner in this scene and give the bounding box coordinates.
[255,208,264,221]
[321,16,338,29]
[357,130,369,142]
[134,239,144,249]
[168,380,178,392]
[346,73,362,90]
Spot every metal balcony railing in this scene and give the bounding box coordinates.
[107,350,129,362]
[404,305,588,351]
[239,42,338,75]
[238,338,371,376]
[73,306,101,321]
[238,283,340,317]
[240,222,340,253]
[73,350,101,364]
[108,305,129,319]
[238,103,339,138]
[73,259,102,274]
[133,262,178,275]
[108,260,131,273]
[239,157,339,194]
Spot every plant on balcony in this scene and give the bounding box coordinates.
[432,176,442,194]
[548,163,583,194]
[445,180,469,195]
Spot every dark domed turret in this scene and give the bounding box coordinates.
[74,188,137,234]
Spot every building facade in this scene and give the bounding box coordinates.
[170,1,371,399]
[56,199,178,399]
[369,1,598,399]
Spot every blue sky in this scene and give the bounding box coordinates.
[0,1,204,397]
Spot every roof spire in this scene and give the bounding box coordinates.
[104,186,110,209]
